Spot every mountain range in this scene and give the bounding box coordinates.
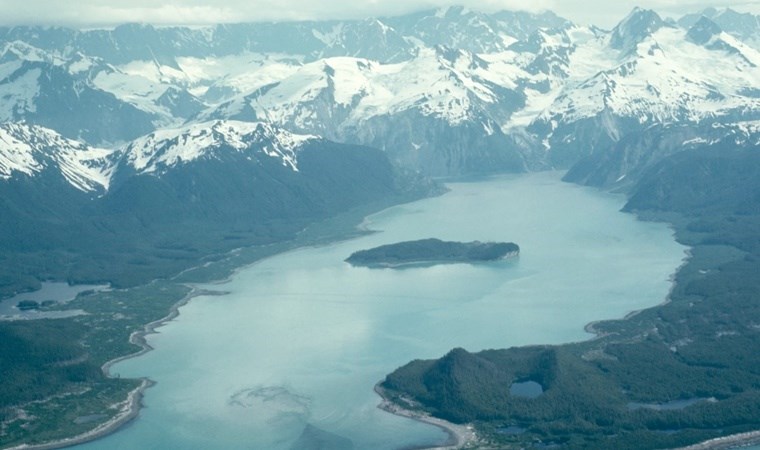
[1,6,758,179]
[1,4,758,294]
[2,6,760,450]
[0,120,436,295]
[1,5,759,290]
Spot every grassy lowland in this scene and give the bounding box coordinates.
[381,142,760,449]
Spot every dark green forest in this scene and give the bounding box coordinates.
[0,142,438,448]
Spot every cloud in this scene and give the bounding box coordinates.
[0,0,757,28]
[549,0,760,27]
[0,0,554,26]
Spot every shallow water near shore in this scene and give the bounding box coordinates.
[78,172,686,450]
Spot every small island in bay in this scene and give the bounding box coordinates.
[345,238,519,268]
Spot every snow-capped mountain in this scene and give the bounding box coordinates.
[3,4,760,308]
[0,8,570,66]
[0,119,437,291]
[99,120,427,227]
[118,120,314,175]
[0,122,112,192]
[0,120,322,191]
[679,7,760,50]
[609,7,668,53]
[531,8,760,169]
[564,120,760,189]
[383,6,571,54]
[1,6,758,178]
[196,47,537,175]
[0,53,155,144]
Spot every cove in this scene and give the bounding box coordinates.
[0,282,106,321]
[77,172,686,450]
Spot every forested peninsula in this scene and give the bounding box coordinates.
[380,145,760,449]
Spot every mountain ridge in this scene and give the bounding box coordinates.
[2,6,759,177]
[2,6,760,450]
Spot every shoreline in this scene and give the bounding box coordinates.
[1,199,415,450]
[6,286,225,450]
[374,384,477,450]
[346,251,520,270]
[100,286,229,376]
[583,247,693,339]
[676,431,760,450]
[5,183,757,450]
[6,378,153,450]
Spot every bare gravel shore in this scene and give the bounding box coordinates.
[374,384,478,450]
[676,431,760,450]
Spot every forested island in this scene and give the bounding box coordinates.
[345,238,519,268]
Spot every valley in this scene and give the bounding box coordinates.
[0,4,759,449]
[66,172,685,450]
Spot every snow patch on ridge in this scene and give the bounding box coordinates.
[538,26,760,126]
[122,120,316,174]
[0,67,41,120]
[0,123,113,192]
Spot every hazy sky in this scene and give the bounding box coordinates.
[0,0,758,29]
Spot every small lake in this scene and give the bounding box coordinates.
[510,381,544,399]
[78,172,686,450]
[0,282,106,320]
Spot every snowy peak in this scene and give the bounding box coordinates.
[508,27,575,78]
[0,122,113,192]
[384,6,566,54]
[0,56,156,145]
[491,10,572,40]
[610,8,666,52]
[202,47,517,134]
[2,8,760,179]
[679,8,760,50]
[710,8,760,40]
[388,6,509,53]
[120,120,316,174]
[524,14,760,175]
[315,19,415,63]
[434,44,487,70]
[0,41,58,65]
[157,86,204,119]
[680,8,759,35]
[684,18,759,67]
[687,16,723,45]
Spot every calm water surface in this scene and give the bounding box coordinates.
[79,172,687,449]
[0,282,106,320]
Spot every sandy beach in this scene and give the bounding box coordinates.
[374,384,478,450]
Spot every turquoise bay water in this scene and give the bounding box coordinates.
[79,172,686,450]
